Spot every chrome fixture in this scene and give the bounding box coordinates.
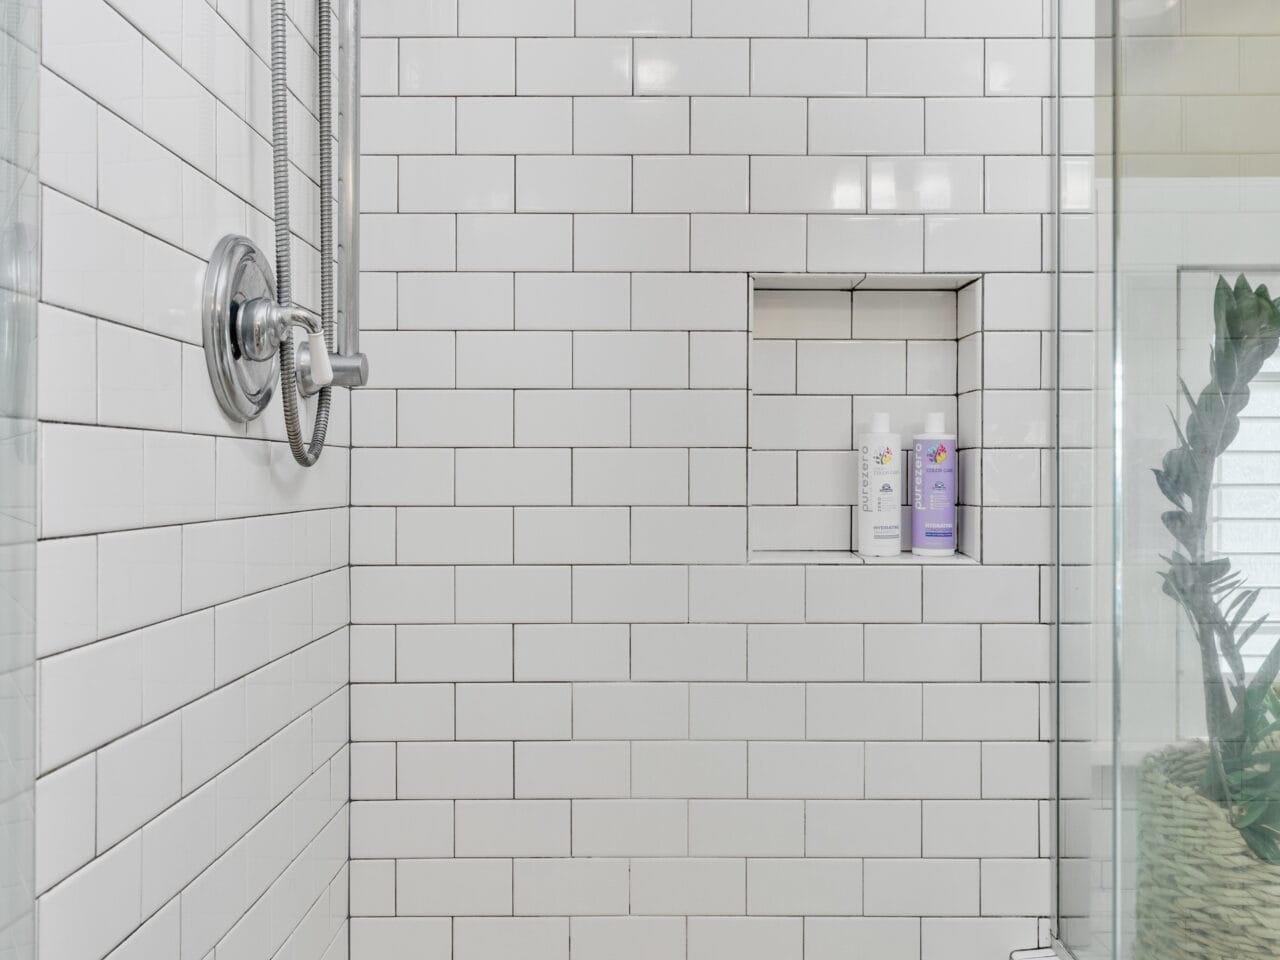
[202,0,366,464]
[333,0,368,388]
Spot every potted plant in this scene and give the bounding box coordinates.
[1138,275,1280,959]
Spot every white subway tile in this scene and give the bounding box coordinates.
[692,0,806,36]
[400,38,515,95]
[516,390,629,446]
[925,98,1042,154]
[575,215,691,272]
[352,800,453,858]
[748,624,861,681]
[748,742,864,798]
[692,98,806,155]
[631,624,746,681]
[41,633,142,770]
[689,800,802,856]
[455,566,572,623]
[352,918,452,958]
[690,682,804,739]
[631,858,745,915]
[635,39,748,95]
[515,624,630,680]
[868,157,984,213]
[574,683,690,739]
[456,449,572,505]
[810,0,923,36]
[458,332,572,388]
[987,39,1052,96]
[458,98,574,154]
[575,97,689,154]
[40,70,98,204]
[514,507,630,564]
[398,742,514,799]
[747,859,862,916]
[572,565,689,623]
[457,800,570,857]
[863,860,979,916]
[459,0,574,35]
[865,742,981,799]
[37,305,96,424]
[35,756,96,893]
[752,40,866,96]
[362,214,456,271]
[518,39,632,95]
[351,683,454,741]
[352,449,454,506]
[868,39,983,96]
[633,390,746,447]
[397,625,513,682]
[632,741,746,798]
[350,567,455,623]
[517,156,632,213]
[363,97,456,154]
[926,0,1043,37]
[516,858,629,915]
[397,508,514,564]
[633,155,749,215]
[576,0,692,36]
[631,507,744,564]
[401,273,515,330]
[808,683,922,740]
[516,741,630,798]
[573,449,689,505]
[692,214,806,272]
[396,859,512,916]
[458,215,573,271]
[689,565,805,623]
[516,273,630,330]
[752,157,866,213]
[98,526,182,637]
[363,0,456,34]
[633,273,747,330]
[400,156,515,213]
[810,99,924,155]
[808,215,924,273]
[689,918,802,960]
[806,801,922,857]
[574,331,687,388]
[806,918,921,960]
[456,918,567,960]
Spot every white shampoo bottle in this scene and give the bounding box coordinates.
[857,413,902,557]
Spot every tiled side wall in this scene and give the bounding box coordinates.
[35,1,350,959]
[350,1,1057,958]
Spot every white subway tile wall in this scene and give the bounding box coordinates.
[350,2,1056,960]
[37,2,349,960]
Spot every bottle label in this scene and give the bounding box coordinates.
[912,438,956,549]
[860,442,899,543]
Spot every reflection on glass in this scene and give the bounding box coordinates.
[1060,0,1280,958]
[0,2,37,959]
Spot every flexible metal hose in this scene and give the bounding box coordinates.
[272,0,333,467]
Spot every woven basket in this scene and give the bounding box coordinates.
[1136,743,1280,960]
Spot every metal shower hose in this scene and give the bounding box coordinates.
[272,0,335,467]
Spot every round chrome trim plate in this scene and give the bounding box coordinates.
[203,234,278,423]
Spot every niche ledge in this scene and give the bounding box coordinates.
[747,273,983,566]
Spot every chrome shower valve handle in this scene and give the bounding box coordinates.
[237,298,334,395]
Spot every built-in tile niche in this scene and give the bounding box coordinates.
[748,274,982,563]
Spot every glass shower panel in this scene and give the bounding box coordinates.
[0,2,37,959]
[1064,1,1280,958]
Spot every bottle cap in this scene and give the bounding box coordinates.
[869,412,890,434]
[924,412,946,434]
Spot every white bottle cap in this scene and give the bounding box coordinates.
[924,412,946,435]
[869,412,890,434]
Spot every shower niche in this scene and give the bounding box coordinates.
[747,273,983,564]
